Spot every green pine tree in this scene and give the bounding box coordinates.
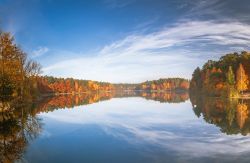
[227,66,235,86]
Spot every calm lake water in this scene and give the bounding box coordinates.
[1,92,250,163]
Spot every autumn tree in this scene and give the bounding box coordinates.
[0,31,41,99]
[0,32,20,96]
[236,63,249,94]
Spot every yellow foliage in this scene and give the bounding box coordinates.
[237,103,248,129]
[236,63,249,92]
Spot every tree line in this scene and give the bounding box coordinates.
[37,76,113,94]
[113,78,189,92]
[37,76,190,95]
[190,51,250,97]
[136,78,189,91]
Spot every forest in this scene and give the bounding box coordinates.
[190,52,250,98]
[37,76,189,94]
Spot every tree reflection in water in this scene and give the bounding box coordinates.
[190,94,250,136]
[0,91,188,162]
[34,91,189,113]
[0,97,42,163]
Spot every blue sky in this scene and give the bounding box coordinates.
[1,0,250,83]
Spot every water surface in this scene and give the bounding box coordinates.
[1,92,250,163]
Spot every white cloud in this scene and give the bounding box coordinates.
[43,20,250,83]
[32,46,49,58]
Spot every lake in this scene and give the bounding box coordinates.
[1,91,250,163]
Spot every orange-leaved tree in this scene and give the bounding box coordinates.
[236,63,249,94]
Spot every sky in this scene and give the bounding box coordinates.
[0,0,250,83]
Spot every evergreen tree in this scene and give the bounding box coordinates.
[227,66,235,86]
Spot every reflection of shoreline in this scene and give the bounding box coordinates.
[190,94,250,136]
[0,100,42,163]
[0,90,189,162]
[34,91,189,114]
[40,89,188,96]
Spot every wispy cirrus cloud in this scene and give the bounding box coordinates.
[101,21,250,54]
[43,20,250,82]
[32,46,49,58]
[181,0,250,23]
